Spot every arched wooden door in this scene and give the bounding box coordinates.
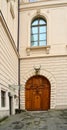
[25,75,51,111]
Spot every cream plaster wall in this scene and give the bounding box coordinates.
[19,0,67,109]
[20,56,67,109]
[19,2,67,58]
[0,23,18,88]
[0,20,18,118]
[0,0,18,46]
[0,0,18,118]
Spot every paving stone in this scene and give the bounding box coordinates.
[0,110,67,130]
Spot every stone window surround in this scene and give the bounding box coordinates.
[31,18,47,47]
[26,8,51,56]
[26,45,51,56]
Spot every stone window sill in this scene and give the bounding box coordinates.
[26,45,51,56]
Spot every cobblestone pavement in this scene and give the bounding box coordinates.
[0,110,67,130]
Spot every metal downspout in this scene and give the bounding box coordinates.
[17,0,20,110]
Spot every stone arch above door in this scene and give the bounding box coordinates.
[21,69,56,109]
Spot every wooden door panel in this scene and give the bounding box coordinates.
[33,95,41,110]
[26,100,31,110]
[25,76,50,110]
[42,85,50,110]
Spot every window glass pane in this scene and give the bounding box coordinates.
[31,18,47,47]
[39,26,46,33]
[39,34,46,40]
[32,27,38,34]
[32,20,38,25]
[39,41,46,46]
[29,0,36,2]
[39,19,46,25]
[1,91,5,107]
[31,41,38,46]
[31,34,38,41]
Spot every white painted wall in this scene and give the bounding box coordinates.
[0,0,18,46]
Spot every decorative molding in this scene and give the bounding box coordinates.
[28,12,30,16]
[37,9,40,15]
[0,11,19,58]
[20,54,67,60]
[6,0,9,2]
[20,0,25,4]
[26,47,30,56]
[46,9,50,13]
[26,45,51,56]
[7,0,15,2]
[20,1,67,12]
[10,2,15,19]
[33,65,41,75]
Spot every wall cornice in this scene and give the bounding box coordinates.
[20,54,67,60]
[0,10,20,58]
[20,0,67,11]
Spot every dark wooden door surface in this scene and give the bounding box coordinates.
[25,75,50,111]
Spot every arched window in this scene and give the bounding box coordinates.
[31,17,47,47]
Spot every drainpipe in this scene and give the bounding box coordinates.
[17,0,20,110]
[18,59,20,110]
[17,0,20,52]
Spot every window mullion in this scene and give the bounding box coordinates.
[38,19,39,46]
[38,26,39,46]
